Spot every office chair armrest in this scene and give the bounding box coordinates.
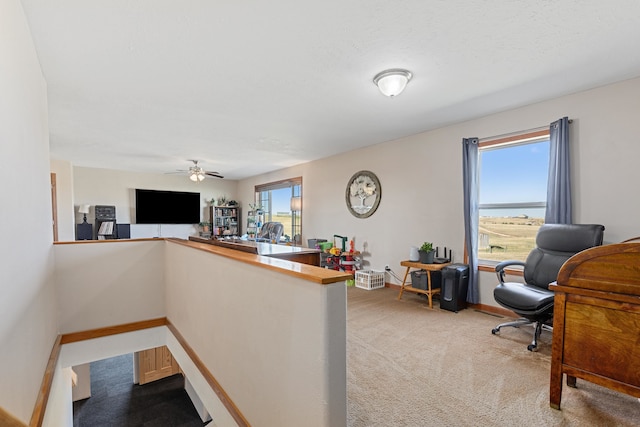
[495,260,526,284]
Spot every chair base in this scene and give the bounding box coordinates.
[491,318,552,351]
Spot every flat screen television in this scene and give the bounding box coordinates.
[135,189,200,224]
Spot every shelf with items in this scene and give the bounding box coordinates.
[246,207,264,240]
[211,206,241,237]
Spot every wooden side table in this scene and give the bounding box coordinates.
[397,260,450,309]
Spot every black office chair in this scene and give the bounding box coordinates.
[255,222,284,243]
[491,223,604,351]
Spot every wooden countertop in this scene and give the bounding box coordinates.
[189,236,320,256]
[173,238,350,285]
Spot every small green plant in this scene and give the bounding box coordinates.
[419,242,433,252]
[249,203,263,212]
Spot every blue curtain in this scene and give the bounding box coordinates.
[545,117,572,224]
[462,137,479,303]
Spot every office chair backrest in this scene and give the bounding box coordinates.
[524,223,605,289]
[257,222,284,242]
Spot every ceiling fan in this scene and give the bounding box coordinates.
[170,160,224,182]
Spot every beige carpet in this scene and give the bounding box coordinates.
[347,286,639,426]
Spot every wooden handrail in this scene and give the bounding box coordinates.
[29,335,61,427]
[167,320,250,427]
[30,318,248,427]
[60,317,167,344]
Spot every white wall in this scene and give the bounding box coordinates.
[54,240,166,333]
[49,240,348,426]
[0,0,58,422]
[70,166,239,240]
[165,242,347,426]
[239,76,640,307]
[41,366,74,427]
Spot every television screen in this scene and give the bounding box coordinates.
[135,189,200,224]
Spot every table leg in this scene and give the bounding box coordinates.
[426,271,433,309]
[397,267,411,300]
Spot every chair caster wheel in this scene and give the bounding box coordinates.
[527,344,537,352]
[491,328,499,335]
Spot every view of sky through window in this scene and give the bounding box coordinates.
[480,140,549,218]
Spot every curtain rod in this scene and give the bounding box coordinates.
[478,119,572,143]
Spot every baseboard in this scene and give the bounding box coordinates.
[385,282,516,318]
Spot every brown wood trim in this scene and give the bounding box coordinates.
[254,176,302,192]
[166,320,250,427]
[480,129,549,148]
[386,283,517,317]
[168,238,351,284]
[29,335,62,427]
[1,407,27,427]
[50,173,58,242]
[60,318,168,344]
[54,238,164,245]
[549,284,640,308]
[468,303,517,318]
[478,264,523,276]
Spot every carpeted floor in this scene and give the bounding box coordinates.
[73,353,207,427]
[346,286,640,427]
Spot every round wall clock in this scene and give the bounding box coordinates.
[345,170,381,218]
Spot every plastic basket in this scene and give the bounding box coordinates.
[355,270,385,290]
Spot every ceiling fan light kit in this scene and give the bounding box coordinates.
[170,160,224,181]
[189,165,206,182]
[373,68,412,97]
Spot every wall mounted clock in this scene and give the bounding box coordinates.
[345,170,381,218]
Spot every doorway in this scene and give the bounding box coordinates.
[72,352,207,426]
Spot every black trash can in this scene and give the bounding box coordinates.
[440,264,469,312]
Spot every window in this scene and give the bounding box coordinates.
[478,130,550,264]
[255,177,302,244]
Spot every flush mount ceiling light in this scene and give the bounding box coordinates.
[373,69,413,97]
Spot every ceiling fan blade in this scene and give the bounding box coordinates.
[205,171,224,179]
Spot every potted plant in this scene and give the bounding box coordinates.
[199,221,211,233]
[419,241,435,264]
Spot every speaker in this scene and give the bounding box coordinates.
[440,264,469,312]
[76,223,93,240]
[116,224,130,239]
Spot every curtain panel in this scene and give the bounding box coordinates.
[545,117,572,224]
[462,137,479,303]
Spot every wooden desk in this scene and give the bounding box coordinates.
[397,260,450,309]
[549,242,640,410]
[188,236,321,266]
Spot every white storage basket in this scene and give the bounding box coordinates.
[355,270,385,290]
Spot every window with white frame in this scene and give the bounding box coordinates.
[478,130,550,264]
[255,177,302,244]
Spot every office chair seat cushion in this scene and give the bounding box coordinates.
[494,282,555,314]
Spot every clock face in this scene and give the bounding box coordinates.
[345,170,381,218]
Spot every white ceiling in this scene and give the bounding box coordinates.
[20,0,640,180]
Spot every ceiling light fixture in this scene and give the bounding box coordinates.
[189,166,205,182]
[373,69,413,97]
